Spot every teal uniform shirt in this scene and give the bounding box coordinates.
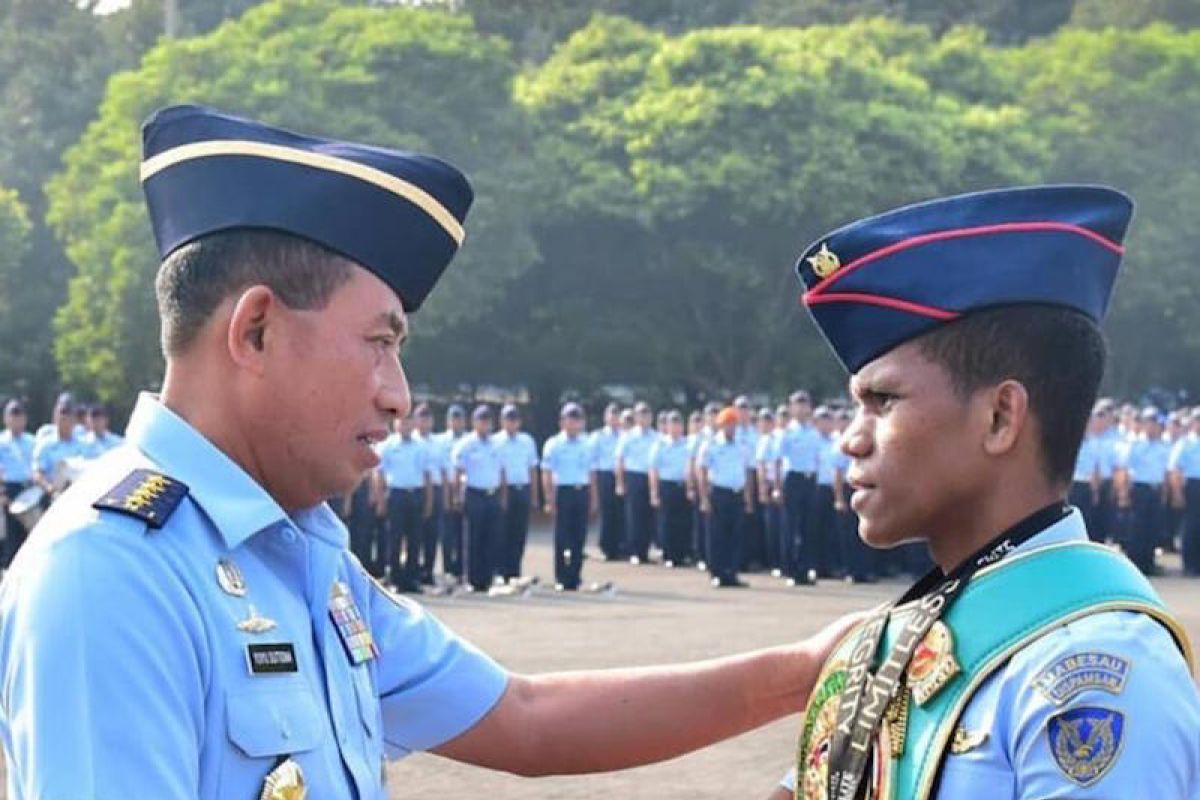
[779,511,1200,797]
[0,394,509,800]
[0,430,34,484]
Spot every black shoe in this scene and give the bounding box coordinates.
[714,577,749,588]
[555,582,579,592]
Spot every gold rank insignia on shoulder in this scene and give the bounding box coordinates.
[908,621,961,706]
[260,757,306,800]
[93,468,188,529]
[807,242,841,279]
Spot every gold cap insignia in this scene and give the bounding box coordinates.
[260,757,306,800]
[807,242,841,279]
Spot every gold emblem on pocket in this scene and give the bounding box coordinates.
[260,757,306,800]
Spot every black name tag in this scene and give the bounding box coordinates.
[246,643,298,674]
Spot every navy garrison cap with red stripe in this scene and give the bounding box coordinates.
[140,104,473,312]
[795,185,1133,373]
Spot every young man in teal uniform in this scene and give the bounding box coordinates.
[772,185,1198,799]
[0,106,854,800]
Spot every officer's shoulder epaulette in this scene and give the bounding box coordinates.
[93,468,189,530]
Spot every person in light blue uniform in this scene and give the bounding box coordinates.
[754,408,782,575]
[616,401,657,563]
[1069,408,1103,536]
[773,184,1200,800]
[0,399,35,567]
[433,404,467,580]
[650,410,692,567]
[808,407,841,578]
[31,393,86,497]
[1115,407,1171,575]
[452,406,506,593]
[0,105,859,800]
[493,404,539,582]
[80,405,124,460]
[1091,398,1121,542]
[375,413,432,593]
[1170,409,1200,576]
[589,403,625,560]
[697,407,753,588]
[685,409,709,567]
[412,402,441,584]
[733,396,765,570]
[776,390,822,585]
[541,403,595,590]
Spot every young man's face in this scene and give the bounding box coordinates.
[416,412,433,434]
[563,416,584,436]
[842,340,990,550]
[669,418,684,438]
[254,267,410,505]
[448,414,465,435]
[605,409,620,428]
[89,413,109,434]
[790,400,812,424]
[56,406,75,438]
[503,416,520,434]
[473,417,492,437]
[4,410,25,434]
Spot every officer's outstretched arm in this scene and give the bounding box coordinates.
[431,613,862,777]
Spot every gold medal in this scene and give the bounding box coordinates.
[907,620,961,705]
[260,757,306,800]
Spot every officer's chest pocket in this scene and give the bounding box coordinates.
[227,683,323,757]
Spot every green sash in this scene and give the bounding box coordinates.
[796,541,1193,800]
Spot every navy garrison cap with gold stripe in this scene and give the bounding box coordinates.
[140,104,472,311]
[795,185,1134,373]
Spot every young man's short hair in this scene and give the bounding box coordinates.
[916,305,1105,486]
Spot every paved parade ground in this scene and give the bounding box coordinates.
[388,525,1200,799]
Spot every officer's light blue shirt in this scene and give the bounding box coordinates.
[700,433,751,491]
[1073,435,1100,483]
[589,426,621,472]
[0,430,34,484]
[778,422,822,475]
[81,430,124,460]
[755,431,780,484]
[0,393,508,800]
[778,510,1200,797]
[734,424,758,462]
[649,437,690,483]
[492,430,538,487]
[375,433,429,490]
[816,434,840,486]
[452,433,503,491]
[1118,436,1171,485]
[541,432,593,487]
[615,428,656,474]
[31,430,86,478]
[1095,429,1120,480]
[427,431,461,482]
[1170,434,1200,479]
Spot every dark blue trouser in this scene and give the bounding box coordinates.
[1069,481,1095,536]
[596,470,624,558]
[624,472,653,561]
[708,487,744,582]
[658,480,691,563]
[838,483,873,580]
[762,496,782,571]
[783,472,815,580]
[1128,483,1161,574]
[441,504,465,580]
[693,500,708,564]
[2,481,29,569]
[465,488,501,590]
[348,480,380,576]
[1093,479,1115,542]
[809,483,840,577]
[386,488,423,587]
[555,485,589,588]
[741,472,765,570]
[501,484,531,579]
[420,486,442,581]
[1185,480,1200,575]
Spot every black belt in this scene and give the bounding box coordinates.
[712,485,742,494]
[389,486,423,493]
[559,484,588,490]
[787,470,816,479]
[467,487,499,496]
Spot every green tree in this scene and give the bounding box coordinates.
[495,16,1047,401]
[0,185,35,400]
[1010,25,1200,396]
[1071,0,1200,30]
[47,0,539,410]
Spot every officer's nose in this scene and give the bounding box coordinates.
[378,354,411,421]
[841,409,873,459]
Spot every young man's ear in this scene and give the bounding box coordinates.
[226,286,276,373]
[982,379,1029,457]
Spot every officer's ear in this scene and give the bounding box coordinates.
[226,285,276,374]
[980,379,1029,458]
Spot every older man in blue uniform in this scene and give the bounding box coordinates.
[0,106,854,800]
[771,185,1199,800]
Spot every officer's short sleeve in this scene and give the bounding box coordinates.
[366,578,509,756]
[1000,611,1200,798]
[0,522,207,799]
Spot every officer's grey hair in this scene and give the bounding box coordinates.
[155,229,355,357]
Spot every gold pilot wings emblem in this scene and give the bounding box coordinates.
[93,468,189,529]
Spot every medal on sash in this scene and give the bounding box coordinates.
[329,581,379,665]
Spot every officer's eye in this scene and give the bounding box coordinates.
[369,335,403,354]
